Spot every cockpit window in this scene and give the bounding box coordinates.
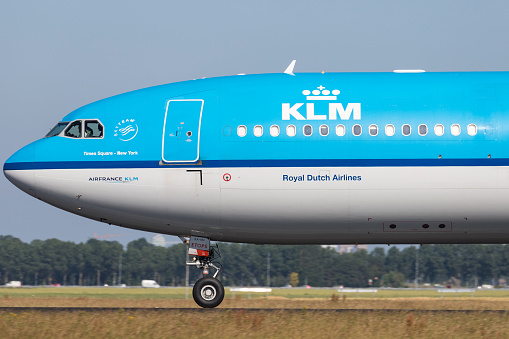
[85,120,104,138]
[64,121,82,138]
[45,122,70,138]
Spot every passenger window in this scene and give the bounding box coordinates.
[254,125,263,137]
[84,120,104,138]
[385,124,395,136]
[369,125,378,136]
[418,124,427,136]
[237,125,247,137]
[64,120,82,138]
[435,124,444,136]
[336,124,345,136]
[270,125,280,137]
[402,124,411,136]
[287,125,296,137]
[303,125,312,136]
[468,124,477,136]
[320,124,329,136]
[353,124,362,136]
[451,124,461,136]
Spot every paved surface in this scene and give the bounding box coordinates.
[0,307,508,313]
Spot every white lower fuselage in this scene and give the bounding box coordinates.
[8,165,509,244]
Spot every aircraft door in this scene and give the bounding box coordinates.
[162,99,204,163]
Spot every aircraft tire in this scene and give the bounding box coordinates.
[193,277,224,308]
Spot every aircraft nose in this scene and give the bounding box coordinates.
[3,142,37,198]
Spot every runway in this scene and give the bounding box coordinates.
[1,307,508,314]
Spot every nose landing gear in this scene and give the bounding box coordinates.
[193,276,224,308]
[181,236,224,308]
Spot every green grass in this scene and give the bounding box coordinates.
[0,287,187,299]
[1,286,509,300]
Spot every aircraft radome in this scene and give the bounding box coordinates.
[5,61,509,307]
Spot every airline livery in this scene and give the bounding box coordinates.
[4,62,509,307]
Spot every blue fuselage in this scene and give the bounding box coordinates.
[4,72,509,244]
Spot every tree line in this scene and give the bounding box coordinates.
[0,235,508,288]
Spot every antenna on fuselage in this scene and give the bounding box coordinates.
[284,60,296,76]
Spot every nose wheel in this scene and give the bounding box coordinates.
[181,236,224,308]
[193,276,224,308]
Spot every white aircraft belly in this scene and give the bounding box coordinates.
[29,165,509,244]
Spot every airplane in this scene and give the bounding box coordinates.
[4,61,509,307]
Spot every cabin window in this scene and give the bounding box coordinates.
[402,124,411,136]
[64,120,82,138]
[286,125,296,137]
[320,124,329,136]
[84,120,104,138]
[336,124,345,136]
[385,124,395,136]
[237,125,247,137]
[254,125,263,137]
[451,124,461,136]
[353,124,362,136]
[435,124,444,136]
[270,125,280,137]
[468,124,477,136]
[45,122,69,138]
[369,125,378,136]
[303,125,313,136]
[418,124,427,136]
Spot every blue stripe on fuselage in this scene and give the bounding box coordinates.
[4,158,507,171]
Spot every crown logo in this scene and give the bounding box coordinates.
[302,86,340,101]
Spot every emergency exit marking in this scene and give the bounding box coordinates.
[223,173,231,181]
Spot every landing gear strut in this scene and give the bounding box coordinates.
[181,236,224,308]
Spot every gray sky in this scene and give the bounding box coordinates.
[2,0,509,247]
